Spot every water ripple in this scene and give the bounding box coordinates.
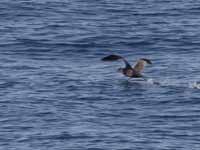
[0,0,200,149]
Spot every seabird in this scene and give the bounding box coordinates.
[102,54,152,78]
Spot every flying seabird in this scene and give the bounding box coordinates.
[102,54,152,78]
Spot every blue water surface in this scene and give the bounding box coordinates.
[0,0,200,149]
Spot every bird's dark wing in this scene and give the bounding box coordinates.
[101,54,132,69]
[101,54,122,61]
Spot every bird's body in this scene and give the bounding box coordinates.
[102,54,152,78]
[119,68,142,78]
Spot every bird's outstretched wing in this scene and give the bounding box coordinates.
[133,58,152,73]
[102,54,132,69]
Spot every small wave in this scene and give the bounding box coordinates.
[145,78,164,86]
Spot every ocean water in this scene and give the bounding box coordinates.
[1,0,200,149]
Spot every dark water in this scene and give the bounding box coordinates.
[1,0,200,149]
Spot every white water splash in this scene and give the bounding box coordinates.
[145,78,200,90]
[189,81,200,89]
[146,78,156,84]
